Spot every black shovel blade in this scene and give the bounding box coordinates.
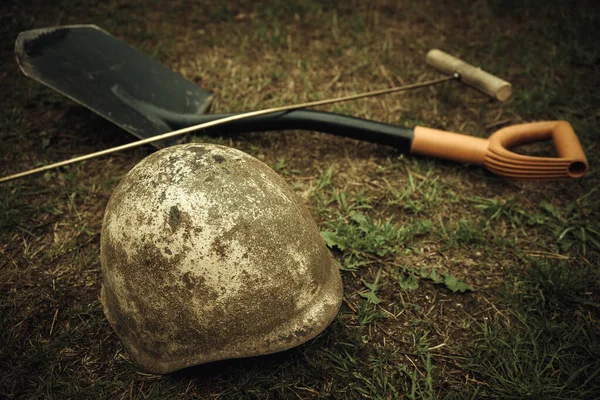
[15,25,213,148]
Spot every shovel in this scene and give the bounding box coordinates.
[5,25,588,182]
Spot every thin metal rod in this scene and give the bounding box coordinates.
[0,76,454,184]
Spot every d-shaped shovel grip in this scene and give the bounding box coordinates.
[411,121,588,180]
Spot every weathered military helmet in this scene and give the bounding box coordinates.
[100,143,343,374]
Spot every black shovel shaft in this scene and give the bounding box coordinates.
[110,82,416,150]
[160,109,414,152]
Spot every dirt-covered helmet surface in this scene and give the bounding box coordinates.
[100,143,343,374]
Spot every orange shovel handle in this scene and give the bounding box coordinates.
[411,121,588,180]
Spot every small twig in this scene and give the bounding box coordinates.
[581,256,591,266]
[484,118,513,129]
[466,375,491,387]
[379,306,404,320]
[427,343,447,351]
[525,250,570,260]
[324,71,341,90]
[405,354,423,377]
[296,175,319,181]
[49,308,59,336]
[406,169,428,181]
[343,298,358,313]
[297,386,320,395]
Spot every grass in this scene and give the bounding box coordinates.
[1,0,599,398]
[454,258,600,399]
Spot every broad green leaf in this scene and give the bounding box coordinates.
[363,279,380,291]
[419,268,443,284]
[444,274,474,293]
[351,212,368,226]
[341,255,368,271]
[399,274,419,291]
[321,231,345,250]
[360,271,382,304]
[420,219,433,231]
[359,290,382,304]
[540,200,561,219]
[429,270,444,284]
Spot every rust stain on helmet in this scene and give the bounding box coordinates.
[100,143,343,374]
